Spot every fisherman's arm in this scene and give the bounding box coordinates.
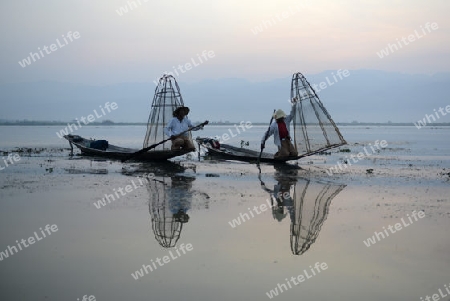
[286,98,298,123]
[188,118,205,131]
[164,119,175,138]
[261,123,275,147]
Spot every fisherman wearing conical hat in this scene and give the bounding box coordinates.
[261,98,299,159]
[164,106,202,151]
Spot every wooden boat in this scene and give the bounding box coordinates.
[64,134,191,161]
[196,138,294,163]
[196,137,343,163]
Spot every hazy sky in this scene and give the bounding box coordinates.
[1,0,449,85]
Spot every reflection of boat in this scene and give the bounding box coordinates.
[261,166,345,255]
[65,134,190,161]
[64,75,195,162]
[197,72,346,164]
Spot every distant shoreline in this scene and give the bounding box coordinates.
[0,121,449,127]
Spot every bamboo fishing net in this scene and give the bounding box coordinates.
[261,169,345,255]
[148,178,184,248]
[290,179,345,255]
[143,75,191,151]
[147,176,195,248]
[291,72,346,156]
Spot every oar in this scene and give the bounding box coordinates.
[122,120,209,162]
[257,109,276,165]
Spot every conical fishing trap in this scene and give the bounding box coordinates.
[143,75,191,151]
[291,72,346,156]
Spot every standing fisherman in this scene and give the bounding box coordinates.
[261,98,299,159]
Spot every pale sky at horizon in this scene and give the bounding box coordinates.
[1,0,449,85]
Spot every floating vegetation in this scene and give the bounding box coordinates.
[318,151,331,155]
[240,140,249,148]
[205,173,220,177]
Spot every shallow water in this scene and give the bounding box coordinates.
[0,126,449,301]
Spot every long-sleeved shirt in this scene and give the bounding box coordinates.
[164,117,200,138]
[261,105,296,148]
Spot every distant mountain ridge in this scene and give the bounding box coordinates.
[1,70,449,123]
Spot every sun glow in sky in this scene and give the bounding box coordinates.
[1,0,449,84]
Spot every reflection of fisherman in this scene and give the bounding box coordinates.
[260,168,297,221]
[148,171,195,248]
[168,175,195,223]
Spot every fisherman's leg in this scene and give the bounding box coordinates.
[172,138,184,150]
[183,137,196,151]
[274,146,281,158]
[288,141,298,156]
[275,141,290,158]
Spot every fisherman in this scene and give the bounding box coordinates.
[261,98,299,158]
[164,106,202,151]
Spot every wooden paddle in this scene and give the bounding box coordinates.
[122,120,209,162]
[257,110,276,165]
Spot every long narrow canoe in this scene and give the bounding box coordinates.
[196,137,344,164]
[64,134,191,161]
[196,137,301,163]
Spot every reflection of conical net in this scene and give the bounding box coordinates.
[291,72,346,156]
[290,179,345,255]
[143,75,191,150]
[148,179,183,248]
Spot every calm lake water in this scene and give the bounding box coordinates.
[1,124,449,171]
[0,125,449,301]
[1,124,450,154]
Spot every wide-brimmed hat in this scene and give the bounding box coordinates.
[173,106,190,116]
[273,109,286,120]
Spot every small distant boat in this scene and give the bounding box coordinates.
[64,134,191,161]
